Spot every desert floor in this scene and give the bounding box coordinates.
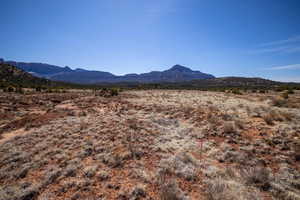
[0,90,299,200]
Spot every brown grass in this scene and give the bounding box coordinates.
[0,89,299,199]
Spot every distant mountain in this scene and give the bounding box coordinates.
[115,64,215,83]
[50,71,116,84]
[1,59,215,84]
[4,60,73,77]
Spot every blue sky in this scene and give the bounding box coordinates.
[1,0,300,82]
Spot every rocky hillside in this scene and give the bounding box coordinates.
[0,63,51,87]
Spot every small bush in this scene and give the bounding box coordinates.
[287,89,294,94]
[241,166,271,191]
[259,89,266,93]
[4,86,15,92]
[271,97,287,107]
[64,165,77,177]
[223,121,237,133]
[83,166,98,178]
[281,92,289,99]
[97,170,110,181]
[206,177,259,200]
[159,179,187,200]
[231,89,242,95]
[110,88,119,96]
[274,87,284,92]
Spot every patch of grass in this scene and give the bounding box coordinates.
[231,89,242,95]
[241,166,271,191]
[159,179,187,200]
[271,97,287,107]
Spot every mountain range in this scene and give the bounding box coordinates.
[2,59,299,90]
[0,58,215,84]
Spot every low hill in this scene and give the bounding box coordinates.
[0,63,96,89]
[0,63,51,87]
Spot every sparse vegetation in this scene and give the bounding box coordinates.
[0,89,299,199]
[231,88,242,95]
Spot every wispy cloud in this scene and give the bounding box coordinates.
[259,35,300,47]
[263,63,300,70]
[250,35,300,54]
[250,46,300,54]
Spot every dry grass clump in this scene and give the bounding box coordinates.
[205,166,267,200]
[159,179,188,200]
[96,170,110,181]
[269,163,300,200]
[63,164,78,177]
[0,183,40,200]
[262,109,290,125]
[157,152,199,181]
[83,165,98,178]
[271,96,287,107]
[43,166,62,186]
[206,177,260,200]
[241,166,271,191]
[223,121,237,134]
[100,153,123,168]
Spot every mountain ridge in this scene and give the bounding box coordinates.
[1,59,215,84]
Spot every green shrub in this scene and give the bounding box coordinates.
[287,89,294,94]
[281,92,289,99]
[274,87,283,92]
[110,88,119,96]
[4,86,15,92]
[231,88,242,95]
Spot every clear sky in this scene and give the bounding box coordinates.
[1,0,300,82]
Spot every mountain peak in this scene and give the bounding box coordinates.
[64,66,72,70]
[168,64,192,72]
